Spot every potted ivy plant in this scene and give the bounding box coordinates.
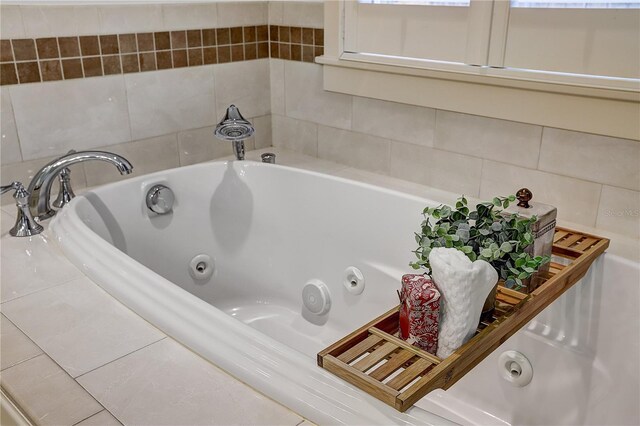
[410,195,550,315]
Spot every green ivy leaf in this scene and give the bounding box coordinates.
[500,242,513,253]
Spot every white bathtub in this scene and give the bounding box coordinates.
[51,160,639,425]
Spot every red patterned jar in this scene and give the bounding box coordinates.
[399,274,441,355]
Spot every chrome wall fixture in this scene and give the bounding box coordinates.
[214,105,255,161]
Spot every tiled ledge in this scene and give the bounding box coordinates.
[0,25,324,85]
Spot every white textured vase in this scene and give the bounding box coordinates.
[429,247,498,359]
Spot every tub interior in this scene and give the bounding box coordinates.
[77,162,426,357]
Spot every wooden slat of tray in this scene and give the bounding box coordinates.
[386,358,433,390]
[337,334,383,364]
[318,227,609,412]
[353,341,398,372]
[555,233,583,248]
[369,350,416,381]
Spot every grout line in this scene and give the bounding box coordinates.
[593,184,604,227]
[536,126,545,170]
[71,409,105,426]
[74,336,167,380]
[0,351,43,373]
[4,85,25,163]
[0,277,78,307]
[477,158,486,199]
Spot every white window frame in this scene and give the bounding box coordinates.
[318,0,640,140]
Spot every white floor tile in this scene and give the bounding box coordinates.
[0,233,83,303]
[0,314,42,370]
[78,338,303,426]
[1,354,102,426]
[2,277,165,377]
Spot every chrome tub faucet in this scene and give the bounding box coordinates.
[27,150,133,221]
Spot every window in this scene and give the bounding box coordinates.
[342,0,640,81]
[320,1,639,140]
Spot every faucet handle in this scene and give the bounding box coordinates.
[1,181,44,237]
[52,167,76,209]
[1,181,22,195]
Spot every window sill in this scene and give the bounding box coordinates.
[316,55,640,140]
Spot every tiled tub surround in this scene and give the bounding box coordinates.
[270,59,640,240]
[0,25,323,85]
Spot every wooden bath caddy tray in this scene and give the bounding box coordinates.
[317,227,609,412]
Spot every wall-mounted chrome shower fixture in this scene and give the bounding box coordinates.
[214,105,255,161]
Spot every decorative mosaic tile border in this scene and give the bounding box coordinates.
[0,25,324,85]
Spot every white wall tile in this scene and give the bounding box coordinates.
[353,97,435,147]
[272,114,317,156]
[217,1,268,27]
[20,5,100,38]
[77,339,303,426]
[98,5,163,34]
[2,277,165,378]
[0,6,25,39]
[214,59,270,120]
[76,410,122,426]
[596,186,640,238]
[9,76,131,161]
[177,125,235,166]
[1,314,43,371]
[162,3,218,31]
[270,59,285,116]
[283,1,324,28]
[252,114,272,149]
[1,355,103,426]
[318,126,390,174]
[1,88,22,165]
[480,159,602,227]
[390,141,483,196]
[126,66,216,140]
[539,127,640,191]
[268,1,284,25]
[434,110,543,169]
[84,133,179,187]
[285,61,352,130]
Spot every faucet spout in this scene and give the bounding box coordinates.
[27,150,133,221]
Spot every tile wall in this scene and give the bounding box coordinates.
[267,3,639,239]
[0,1,322,204]
[0,1,638,241]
